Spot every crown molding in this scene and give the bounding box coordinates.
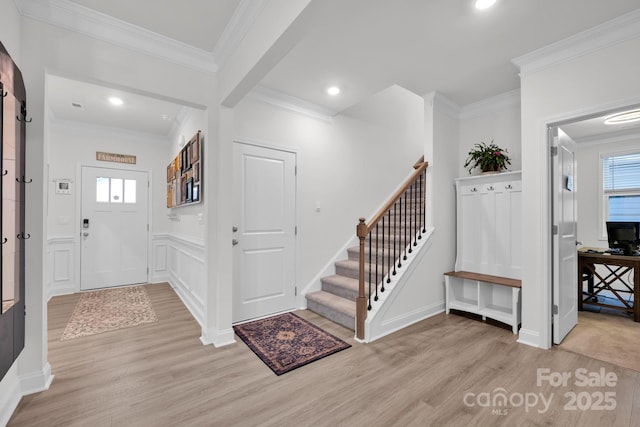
[212,0,267,71]
[574,127,640,147]
[459,89,521,120]
[247,85,337,123]
[15,0,218,73]
[512,8,640,77]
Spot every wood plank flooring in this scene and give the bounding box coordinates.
[8,283,640,426]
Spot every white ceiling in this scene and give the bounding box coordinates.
[67,0,240,52]
[47,75,187,136]
[41,0,640,138]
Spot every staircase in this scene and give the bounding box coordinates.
[306,159,427,333]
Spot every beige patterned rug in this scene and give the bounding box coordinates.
[61,286,158,341]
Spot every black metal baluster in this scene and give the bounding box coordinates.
[387,210,392,283]
[418,174,423,240]
[368,232,372,310]
[381,216,386,292]
[413,180,418,247]
[393,202,398,275]
[374,223,379,301]
[409,183,414,253]
[403,190,408,261]
[398,196,403,268]
[420,171,427,233]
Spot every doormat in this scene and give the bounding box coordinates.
[233,312,351,376]
[61,286,158,341]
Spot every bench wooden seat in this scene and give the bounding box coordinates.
[444,271,521,288]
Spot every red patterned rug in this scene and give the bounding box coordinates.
[233,312,351,376]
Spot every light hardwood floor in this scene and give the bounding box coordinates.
[8,283,640,426]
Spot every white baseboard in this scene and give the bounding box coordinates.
[0,362,54,427]
[517,328,544,349]
[20,362,54,396]
[0,365,21,427]
[200,328,236,347]
[367,301,445,342]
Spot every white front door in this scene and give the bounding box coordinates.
[552,128,578,344]
[232,142,296,323]
[80,166,149,290]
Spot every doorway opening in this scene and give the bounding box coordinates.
[549,104,640,371]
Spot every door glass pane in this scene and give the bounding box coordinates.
[124,179,136,203]
[110,178,123,203]
[2,91,18,314]
[96,177,109,202]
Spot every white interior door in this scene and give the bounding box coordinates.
[232,142,296,323]
[552,128,578,344]
[81,166,149,290]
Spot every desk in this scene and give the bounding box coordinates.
[578,252,639,322]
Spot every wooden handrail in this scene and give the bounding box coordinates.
[357,161,428,238]
[355,157,428,340]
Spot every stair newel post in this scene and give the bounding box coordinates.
[356,218,368,340]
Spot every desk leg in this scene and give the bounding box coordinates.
[578,259,583,312]
[635,264,640,322]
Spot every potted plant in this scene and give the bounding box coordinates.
[464,140,511,174]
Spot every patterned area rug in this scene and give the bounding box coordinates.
[61,286,158,341]
[233,312,351,376]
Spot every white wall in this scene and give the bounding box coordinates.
[165,108,207,238]
[234,85,425,294]
[371,93,460,338]
[519,35,640,349]
[459,92,522,177]
[575,136,640,248]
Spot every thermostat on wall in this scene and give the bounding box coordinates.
[55,179,72,195]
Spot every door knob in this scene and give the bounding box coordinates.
[83,232,89,237]
[232,239,239,246]
[232,226,238,232]
[576,241,583,246]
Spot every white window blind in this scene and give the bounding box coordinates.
[603,152,640,223]
[603,152,640,193]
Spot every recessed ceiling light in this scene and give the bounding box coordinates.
[161,114,172,121]
[327,86,341,96]
[109,97,124,106]
[475,0,496,10]
[604,109,640,125]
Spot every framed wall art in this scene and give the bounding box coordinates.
[167,130,202,208]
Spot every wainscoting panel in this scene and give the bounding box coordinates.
[47,237,77,299]
[47,234,206,329]
[153,233,205,326]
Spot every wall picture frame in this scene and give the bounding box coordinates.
[167,130,202,208]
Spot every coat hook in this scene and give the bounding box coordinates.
[17,102,32,123]
[2,170,7,176]
[1,237,6,244]
[16,176,32,183]
[17,232,30,240]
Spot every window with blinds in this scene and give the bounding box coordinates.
[602,152,640,222]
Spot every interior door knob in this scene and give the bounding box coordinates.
[83,232,89,237]
[232,226,238,232]
[576,241,583,246]
[232,239,239,246]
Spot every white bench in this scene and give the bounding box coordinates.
[444,271,521,334]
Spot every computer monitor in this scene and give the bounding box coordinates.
[606,221,640,255]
